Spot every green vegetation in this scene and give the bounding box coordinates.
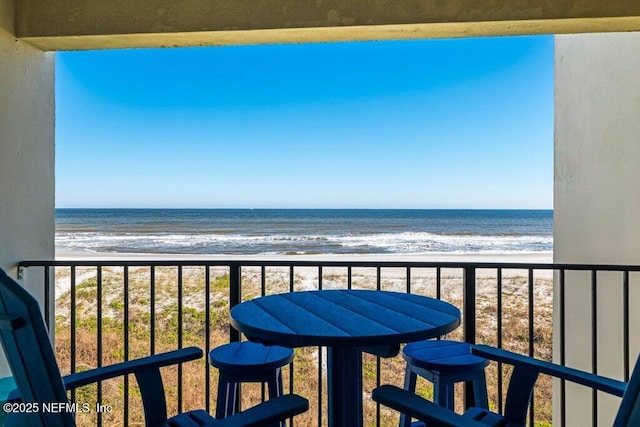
[53,266,554,426]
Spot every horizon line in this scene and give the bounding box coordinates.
[55,207,553,211]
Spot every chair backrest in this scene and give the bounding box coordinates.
[0,268,74,427]
[614,354,640,427]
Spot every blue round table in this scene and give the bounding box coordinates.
[230,289,461,427]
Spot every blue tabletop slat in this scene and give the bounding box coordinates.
[346,291,460,334]
[281,292,399,337]
[230,300,295,337]
[251,295,352,341]
[310,291,434,334]
[371,291,461,317]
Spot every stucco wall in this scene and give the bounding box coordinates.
[554,32,640,426]
[0,0,55,381]
[0,0,54,276]
[0,0,55,364]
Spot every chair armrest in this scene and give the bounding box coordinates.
[62,346,203,390]
[212,394,309,427]
[5,389,20,403]
[372,385,486,427]
[472,345,627,397]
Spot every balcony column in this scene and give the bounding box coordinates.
[554,32,640,426]
[0,0,55,377]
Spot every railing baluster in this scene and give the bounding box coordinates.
[318,265,323,427]
[497,267,503,414]
[375,355,381,427]
[528,268,535,426]
[150,266,156,356]
[376,266,382,427]
[178,265,183,414]
[97,266,103,427]
[528,270,535,356]
[229,263,241,343]
[318,347,323,427]
[261,265,266,401]
[591,270,598,426]
[560,269,566,427]
[434,265,441,346]
[463,266,476,344]
[227,263,242,414]
[289,265,294,292]
[124,266,130,425]
[463,266,476,409]
[70,266,77,404]
[205,265,211,413]
[624,270,630,382]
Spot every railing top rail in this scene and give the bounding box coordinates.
[17,259,640,272]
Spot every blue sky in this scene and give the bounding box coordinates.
[55,36,554,209]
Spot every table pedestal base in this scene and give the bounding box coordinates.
[327,346,363,427]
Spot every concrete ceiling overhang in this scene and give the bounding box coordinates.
[16,0,640,51]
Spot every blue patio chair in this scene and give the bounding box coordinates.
[0,268,308,427]
[373,344,640,427]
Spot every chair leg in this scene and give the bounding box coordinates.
[433,374,454,411]
[216,373,239,419]
[267,367,284,399]
[472,370,489,409]
[399,365,418,427]
[267,368,287,427]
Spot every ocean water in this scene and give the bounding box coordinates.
[55,209,552,256]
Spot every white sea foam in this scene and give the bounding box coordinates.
[55,230,552,255]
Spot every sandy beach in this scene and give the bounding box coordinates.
[52,251,554,295]
[55,250,553,264]
[51,251,554,323]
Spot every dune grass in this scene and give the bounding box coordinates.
[53,265,553,426]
